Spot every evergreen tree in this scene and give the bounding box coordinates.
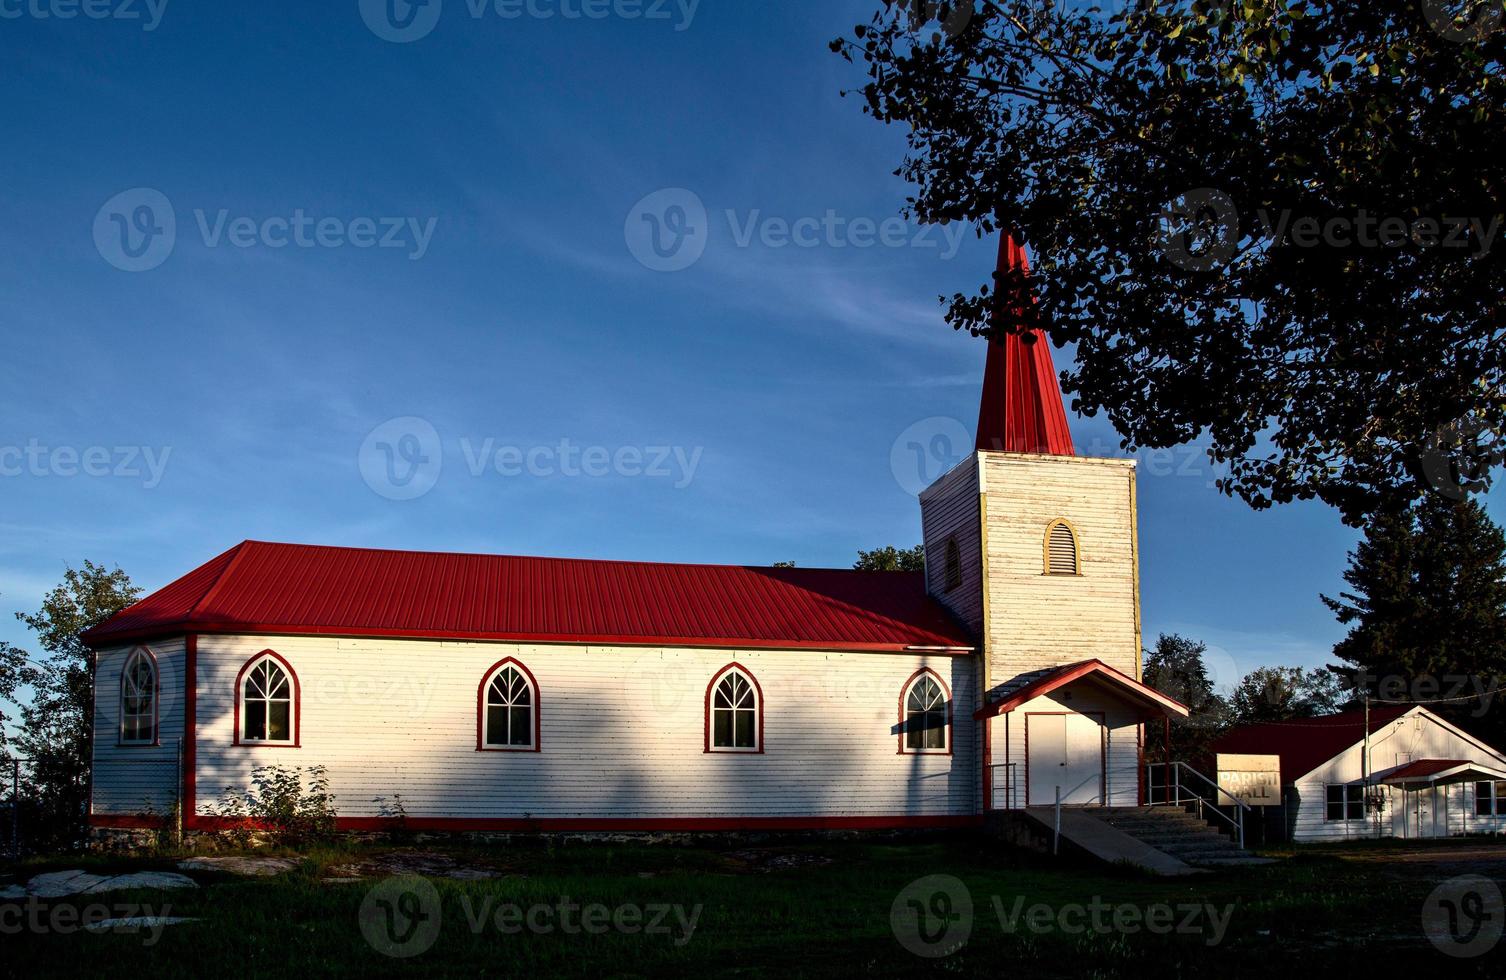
[1142,633,1227,760]
[1323,496,1506,742]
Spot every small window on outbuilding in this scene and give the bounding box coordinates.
[1045,520,1080,576]
[944,538,962,592]
[1325,784,1364,821]
[1477,781,1506,817]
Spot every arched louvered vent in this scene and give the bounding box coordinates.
[1045,521,1079,576]
[944,537,962,591]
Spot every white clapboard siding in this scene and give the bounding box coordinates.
[980,454,1140,684]
[90,638,186,817]
[919,455,983,636]
[192,635,979,820]
[986,687,1141,809]
[1291,710,1506,841]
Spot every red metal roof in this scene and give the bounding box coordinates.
[973,659,1189,720]
[1381,759,1471,781]
[1210,705,1415,783]
[83,541,976,652]
[975,234,1076,456]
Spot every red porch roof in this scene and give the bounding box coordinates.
[82,540,977,653]
[972,659,1190,720]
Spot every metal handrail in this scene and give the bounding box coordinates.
[1146,761,1250,849]
[987,762,1018,811]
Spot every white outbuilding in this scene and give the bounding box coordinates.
[1213,705,1506,842]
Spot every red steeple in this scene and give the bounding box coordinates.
[975,234,1075,456]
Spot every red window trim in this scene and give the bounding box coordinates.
[475,657,542,753]
[897,666,953,756]
[704,662,764,754]
[232,649,301,748]
[117,645,161,748]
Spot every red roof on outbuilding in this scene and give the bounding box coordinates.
[1210,705,1415,783]
[82,541,976,653]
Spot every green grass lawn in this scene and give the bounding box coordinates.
[3,835,1502,977]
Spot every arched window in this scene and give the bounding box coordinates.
[235,651,299,747]
[119,647,158,745]
[944,537,962,591]
[706,664,762,753]
[899,669,952,755]
[477,658,540,752]
[1045,519,1081,576]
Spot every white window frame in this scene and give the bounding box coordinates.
[901,672,950,755]
[708,666,761,754]
[238,653,297,746]
[1476,781,1506,817]
[480,661,538,752]
[119,646,158,746]
[1325,783,1365,821]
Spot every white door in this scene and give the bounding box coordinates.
[1418,785,1441,838]
[1027,713,1104,806]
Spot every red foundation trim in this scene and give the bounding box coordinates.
[91,813,985,833]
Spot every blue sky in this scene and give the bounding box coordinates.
[2,1,1498,702]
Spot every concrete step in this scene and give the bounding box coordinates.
[1080,807,1274,870]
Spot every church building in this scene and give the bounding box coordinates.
[84,236,1189,835]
